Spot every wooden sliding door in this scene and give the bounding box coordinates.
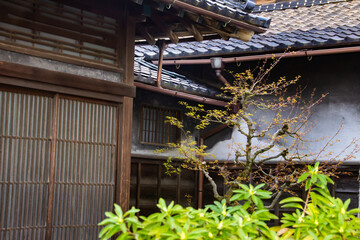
[0,89,53,239]
[0,87,120,239]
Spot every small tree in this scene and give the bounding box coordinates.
[163,58,358,207]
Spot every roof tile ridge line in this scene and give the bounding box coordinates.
[253,0,347,13]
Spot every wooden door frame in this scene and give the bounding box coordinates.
[0,75,133,239]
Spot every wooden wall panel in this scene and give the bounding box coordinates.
[0,86,122,239]
[51,97,117,239]
[0,0,118,66]
[0,90,53,239]
[130,158,198,215]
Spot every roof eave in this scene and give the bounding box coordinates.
[157,0,268,34]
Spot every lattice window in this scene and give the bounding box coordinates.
[140,105,181,146]
[0,0,117,65]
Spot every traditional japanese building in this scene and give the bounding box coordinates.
[0,0,270,239]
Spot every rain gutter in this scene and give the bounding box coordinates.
[153,46,360,65]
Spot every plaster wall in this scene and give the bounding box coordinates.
[205,52,360,164]
[131,53,360,164]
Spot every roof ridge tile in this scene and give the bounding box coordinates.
[253,0,347,13]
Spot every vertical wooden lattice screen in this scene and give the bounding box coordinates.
[51,98,117,239]
[0,91,52,239]
[0,88,119,239]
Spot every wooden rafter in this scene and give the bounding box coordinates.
[182,19,203,42]
[137,24,156,45]
[150,14,179,44]
[201,16,254,42]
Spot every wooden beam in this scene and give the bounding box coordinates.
[182,20,203,42]
[233,28,254,42]
[137,24,156,45]
[117,1,136,212]
[185,12,232,40]
[45,93,59,240]
[202,17,231,40]
[0,42,123,73]
[0,76,124,102]
[185,12,204,24]
[202,17,254,42]
[150,15,179,44]
[0,61,136,97]
[117,97,133,211]
[159,0,266,33]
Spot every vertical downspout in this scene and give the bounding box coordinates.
[156,40,166,88]
[215,70,230,86]
[198,138,204,208]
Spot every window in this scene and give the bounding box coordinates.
[140,105,181,145]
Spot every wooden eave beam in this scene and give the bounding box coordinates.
[182,19,203,41]
[135,32,220,45]
[201,16,254,42]
[137,24,156,45]
[150,15,179,44]
[158,0,266,34]
[185,12,204,24]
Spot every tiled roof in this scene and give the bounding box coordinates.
[134,58,219,96]
[135,0,360,59]
[253,0,346,12]
[162,0,271,28]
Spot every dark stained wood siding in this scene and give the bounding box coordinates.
[130,160,359,218]
[0,89,53,239]
[0,86,121,239]
[50,97,118,239]
[130,158,198,216]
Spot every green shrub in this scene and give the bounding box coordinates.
[99,163,360,240]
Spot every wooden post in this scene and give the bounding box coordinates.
[45,93,59,240]
[116,1,135,211]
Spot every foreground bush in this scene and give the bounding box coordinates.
[99,163,360,240]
